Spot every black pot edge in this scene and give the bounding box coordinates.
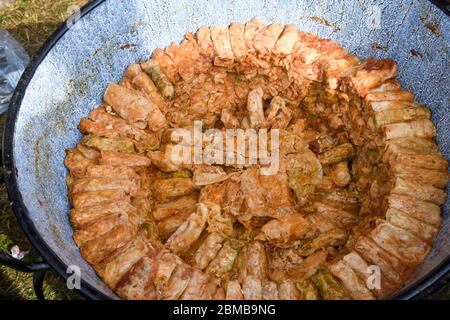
[2,0,110,300]
[2,0,449,301]
[392,256,450,299]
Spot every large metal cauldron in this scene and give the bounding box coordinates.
[2,0,449,299]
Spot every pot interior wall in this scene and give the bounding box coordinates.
[11,0,449,298]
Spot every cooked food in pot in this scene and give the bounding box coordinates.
[64,19,448,300]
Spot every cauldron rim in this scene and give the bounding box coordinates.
[2,0,110,300]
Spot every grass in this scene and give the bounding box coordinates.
[0,0,90,56]
[0,0,89,299]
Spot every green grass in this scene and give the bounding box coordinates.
[0,0,89,56]
[0,0,88,299]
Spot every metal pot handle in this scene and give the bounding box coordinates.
[0,251,50,300]
[0,251,50,272]
[0,151,50,299]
